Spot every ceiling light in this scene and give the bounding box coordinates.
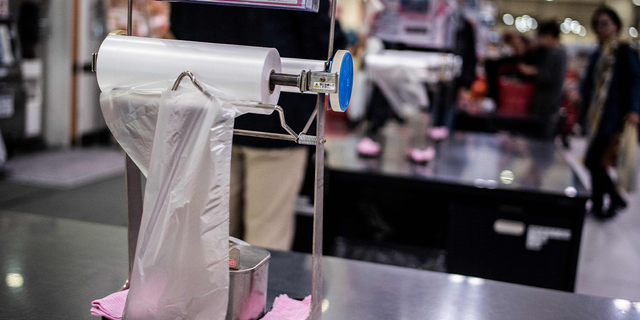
[579,26,587,37]
[503,14,514,25]
[571,21,581,34]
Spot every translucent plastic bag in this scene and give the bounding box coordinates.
[347,71,373,123]
[100,89,161,177]
[101,84,236,320]
[617,122,638,193]
[369,68,429,120]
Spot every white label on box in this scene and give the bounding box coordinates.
[0,92,13,118]
[526,225,571,251]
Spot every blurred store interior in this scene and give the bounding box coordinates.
[2,0,640,319]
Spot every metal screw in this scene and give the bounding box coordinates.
[320,77,326,82]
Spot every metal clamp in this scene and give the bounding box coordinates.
[171,71,321,146]
[270,70,338,94]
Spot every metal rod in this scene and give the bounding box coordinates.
[233,129,297,141]
[308,0,337,317]
[327,0,337,66]
[124,155,143,289]
[308,94,325,320]
[127,0,133,36]
[274,105,299,138]
[270,73,300,88]
[172,71,302,142]
[123,0,144,291]
[301,106,318,135]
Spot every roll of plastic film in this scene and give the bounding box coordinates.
[281,58,325,75]
[96,35,282,105]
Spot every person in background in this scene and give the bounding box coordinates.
[505,34,533,63]
[485,34,535,108]
[429,8,477,141]
[580,7,640,219]
[171,1,347,250]
[517,21,567,139]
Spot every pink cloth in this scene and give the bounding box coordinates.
[90,289,128,320]
[261,295,312,320]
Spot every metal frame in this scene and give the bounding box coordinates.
[171,71,320,146]
[122,0,337,318]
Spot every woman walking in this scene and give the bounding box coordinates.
[581,7,640,219]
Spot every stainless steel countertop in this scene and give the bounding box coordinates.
[268,250,639,320]
[1,211,635,320]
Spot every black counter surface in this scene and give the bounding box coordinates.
[326,132,588,197]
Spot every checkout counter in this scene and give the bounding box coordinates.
[325,131,588,292]
[1,211,636,320]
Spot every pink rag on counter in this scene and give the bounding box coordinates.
[90,289,128,320]
[261,294,312,320]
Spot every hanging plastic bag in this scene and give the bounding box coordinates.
[347,71,373,122]
[369,67,429,120]
[100,89,161,177]
[617,122,638,193]
[113,85,235,320]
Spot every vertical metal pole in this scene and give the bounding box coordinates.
[327,0,337,63]
[127,0,133,36]
[309,0,337,318]
[125,155,143,283]
[309,94,325,320]
[124,0,144,288]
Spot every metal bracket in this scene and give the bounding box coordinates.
[308,72,337,93]
[270,70,338,94]
[171,71,321,146]
[91,53,97,73]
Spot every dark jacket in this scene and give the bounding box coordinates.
[454,18,477,91]
[170,1,347,148]
[530,47,567,121]
[580,43,640,136]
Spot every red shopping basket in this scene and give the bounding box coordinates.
[497,76,535,117]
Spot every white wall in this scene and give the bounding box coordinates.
[77,0,106,136]
[43,0,73,148]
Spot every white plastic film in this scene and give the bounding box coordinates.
[100,82,272,177]
[365,50,462,83]
[96,35,282,105]
[116,86,234,320]
[281,58,325,74]
[346,71,372,122]
[100,90,160,177]
[369,68,429,120]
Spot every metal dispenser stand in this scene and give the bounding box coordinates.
[119,1,340,319]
